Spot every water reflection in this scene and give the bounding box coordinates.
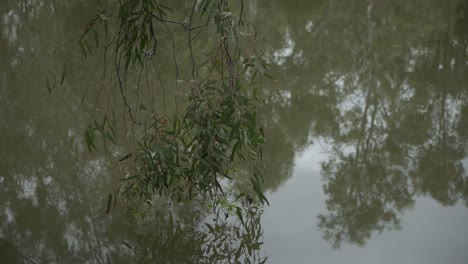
[0,1,266,263]
[112,203,265,264]
[2,0,468,261]
[257,0,468,248]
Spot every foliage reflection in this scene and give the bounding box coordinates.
[0,1,266,263]
[2,0,468,259]
[256,0,468,248]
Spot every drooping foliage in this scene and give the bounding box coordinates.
[79,0,270,207]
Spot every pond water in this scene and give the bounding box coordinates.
[1,0,468,263]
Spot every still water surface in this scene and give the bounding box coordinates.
[1,0,468,263]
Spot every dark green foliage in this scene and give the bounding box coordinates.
[122,85,267,203]
[80,0,270,207]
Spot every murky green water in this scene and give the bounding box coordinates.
[1,0,467,263]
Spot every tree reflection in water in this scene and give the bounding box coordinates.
[2,0,468,260]
[256,0,468,248]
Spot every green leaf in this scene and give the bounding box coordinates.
[205,223,215,233]
[60,65,67,86]
[84,128,97,153]
[230,140,241,162]
[236,207,244,226]
[249,242,263,250]
[45,76,56,94]
[118,153,133,162]
[105,193,112,214]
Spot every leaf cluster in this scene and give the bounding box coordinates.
[80,0,271,209]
